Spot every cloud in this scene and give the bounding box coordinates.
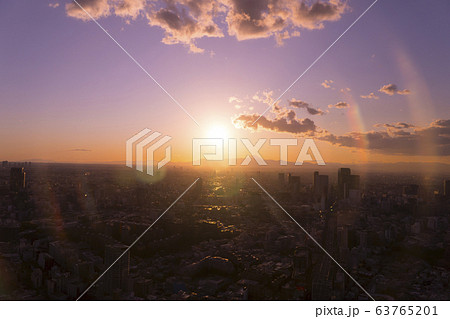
[233,113,316,135]
[289,98,325,115]
[360,92,379,100]
[291,0,347,30]
[114,0,146,19]
[252,90,274,104]
[65,0,145,20]
[65,0,349,52]
[397,89,411,95]
[229,96,244,109]
[232,89,449,157]
[146,1,224,53]
[229,96,242,103]
[49,2,60,8]
[340,87,350,93]
[318,119,450,156]
[328,101,349,109]
[231,89,329,136]
[66,0,111,20]
[224,0,288,41]
[275,30,300,46]
[225,0,347,43]
[379,84,411,96]
[374,122,415,129]
[232,91,319,135]
[396,122,415,129]
[321,79,333,88]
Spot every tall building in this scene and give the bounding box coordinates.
[313,171,329,208]
[444,180,450,198]
[337,168,359,199]
[104,244,130,293]
[292,247,311,278]
[292,246,312,295]
[10,167,26,192]
[337,168,350,199]
[288,174,301,193]
[278,173,285,185]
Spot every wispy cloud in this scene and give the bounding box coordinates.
[321,79,334,89]
[360,92,379,100]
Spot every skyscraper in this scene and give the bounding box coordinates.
[288,174,301,193]
[444,180,450,198]
[313,171,329,209]
[337,168,350,199]
[104,244,130,293]
[338,168,359,199]
[10,167,25,192]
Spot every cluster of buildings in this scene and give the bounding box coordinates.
[0,162,448,300]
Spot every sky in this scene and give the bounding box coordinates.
[1,0,449,166]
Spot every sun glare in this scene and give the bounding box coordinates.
[206,125,228,139]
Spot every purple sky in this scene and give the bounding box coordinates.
[1,0,449,163]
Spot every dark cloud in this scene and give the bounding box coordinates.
[292,0,347,29]
[225,0,347,42]
[66,0,348,52]
[233,113,317,135]
[319,119,450,156]
[328,101,349,109]
[379,84,411,96]
[231,91,325,135]
[397,122,415,128]
[66,0,111,20]
[147,1,224,53]
[374,122,415,130]
[225,0,281,40]
[289,98,325,115]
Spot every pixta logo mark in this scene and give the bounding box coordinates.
[126,128,172,176]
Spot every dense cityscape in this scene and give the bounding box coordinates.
[0,161,448,300]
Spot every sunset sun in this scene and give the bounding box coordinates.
[206,124,229,139]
